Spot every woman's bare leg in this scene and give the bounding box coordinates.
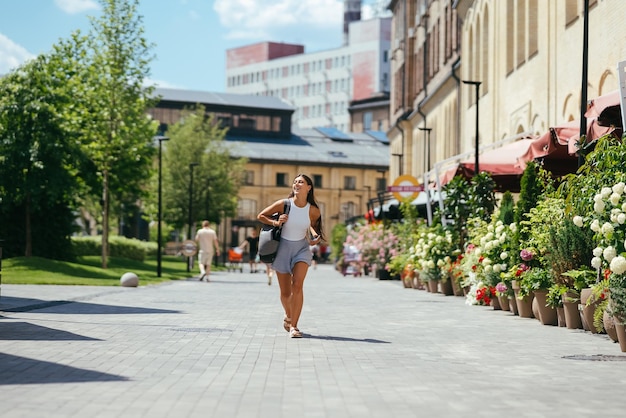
[277,272,293,321]
[289,262,309,330]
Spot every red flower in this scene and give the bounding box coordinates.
[604,269,611,279]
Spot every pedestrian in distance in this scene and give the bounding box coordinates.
[195,220,220,281]
[238,229,260,273]
[257,174,323,338]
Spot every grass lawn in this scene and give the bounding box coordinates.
[1,255,215,286]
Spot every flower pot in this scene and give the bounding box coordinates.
[428,279,439,293]
[613,318,626,352]
[497,295,510,311]
[491,296,502,310]
[580,288,600,334]
[533,290,558,326]
[508,296,519,315]
[439,278,454,296]
[411,275,423,290]
[562,292,583,329]
[604,311,619,343]
[450,275,464,296]
[511,280,534,318]
[556,307,566,327]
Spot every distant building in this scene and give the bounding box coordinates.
[225,16,392,133]
[149,87,389,252]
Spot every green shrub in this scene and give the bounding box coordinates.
[71,236,156,261]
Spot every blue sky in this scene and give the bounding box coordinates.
[0,0,388,93]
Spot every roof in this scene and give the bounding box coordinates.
[153,87,295,112]
[224,127,390,168]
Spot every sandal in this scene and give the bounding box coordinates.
[289,327,302,338]
[283,317,291,332]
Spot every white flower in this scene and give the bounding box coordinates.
[493,264,501,273]
[593,247,604,257]
[500,251,508,260]
[619,213,626,225]
[501,263,508,271]
[610,256,626,275]
[610,193,621,206]
[591,257,602,269]
[601,187,613,198]
[601,222,614,236]
[485,265,493,273]
[613,182,625,195]
[603,246,617,262]
[594,200,606,214]
[594,193,604,202]
[591,219,600,232]
[509,223,517,233]
[573,216,584,227]
[622,202,626,212]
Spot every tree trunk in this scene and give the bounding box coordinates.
[101,169,109,269]
[24,193,32,257]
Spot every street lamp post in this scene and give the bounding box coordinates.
[156,135,169,278]
[578,0,590,167]
[187,162,199,272]
[418,127,432,172]
[463,80,482,176]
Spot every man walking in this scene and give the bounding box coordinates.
[195,220,220,281]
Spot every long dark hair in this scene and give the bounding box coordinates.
[289,174,324,239]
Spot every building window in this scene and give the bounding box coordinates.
[363,112,373,130]
[276,172,289,187]
[237,199,257,220]
[313,174,323,188]
[376,177,386,193]
[244,170,254,185]
[344,176,356,190]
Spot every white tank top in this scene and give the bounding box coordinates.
[281,198,310,241]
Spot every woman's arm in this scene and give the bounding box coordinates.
[257,199,287,227]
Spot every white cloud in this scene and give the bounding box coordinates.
[0,33,35,74]
[144,77,184,90]
[213,0,343,42]
[54,0,99,15]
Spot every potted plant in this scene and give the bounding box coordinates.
[519,266,556,325]
[546,283,568,327]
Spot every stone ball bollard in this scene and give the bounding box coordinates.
[120,272,139,287]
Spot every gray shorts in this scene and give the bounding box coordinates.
[273,238,311,274]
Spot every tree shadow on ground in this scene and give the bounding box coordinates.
[305,334,390,344]
[0,321,101,341]
[0,353,127,385]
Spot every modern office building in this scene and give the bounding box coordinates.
[225,7,391,132]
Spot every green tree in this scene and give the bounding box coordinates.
[76,0,158,268]
[469,172,497,221]
[0,41,89,259]
[498,191,515,225]
[161,107,246,235]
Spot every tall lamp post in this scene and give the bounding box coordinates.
[463,80,482,176]
[187,162,199,272]
[156,135,169,277]
[578,0,590,167]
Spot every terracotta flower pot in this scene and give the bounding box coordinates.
[556,307,566,327]
[439,278,454,296]
[562,292,583,329]
[533,290,558,326]
[580,288,600,333]
[613,317,626,352]
[497,295,510,311]
[512,280,534,318]
[508,296,519,315]
[428,279,439,293]
[604,310,619,343]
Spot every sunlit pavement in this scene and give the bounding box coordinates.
[1,263,625,418]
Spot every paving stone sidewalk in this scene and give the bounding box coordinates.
[1,264,625,418]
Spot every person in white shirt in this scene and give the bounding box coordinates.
[195,220,220,281]
[257,174,323,338]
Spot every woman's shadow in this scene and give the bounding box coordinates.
[304,334,390,344]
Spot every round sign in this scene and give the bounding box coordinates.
[181,240,198,257]
[388,175,423,201]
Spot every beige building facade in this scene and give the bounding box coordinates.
[387,0,626,190]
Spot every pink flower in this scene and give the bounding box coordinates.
[520,249,533,261]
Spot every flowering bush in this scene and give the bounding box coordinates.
[574,181,626,322]
[344,222,400,272]
[411,224,458,281]
[459,216,516,288]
